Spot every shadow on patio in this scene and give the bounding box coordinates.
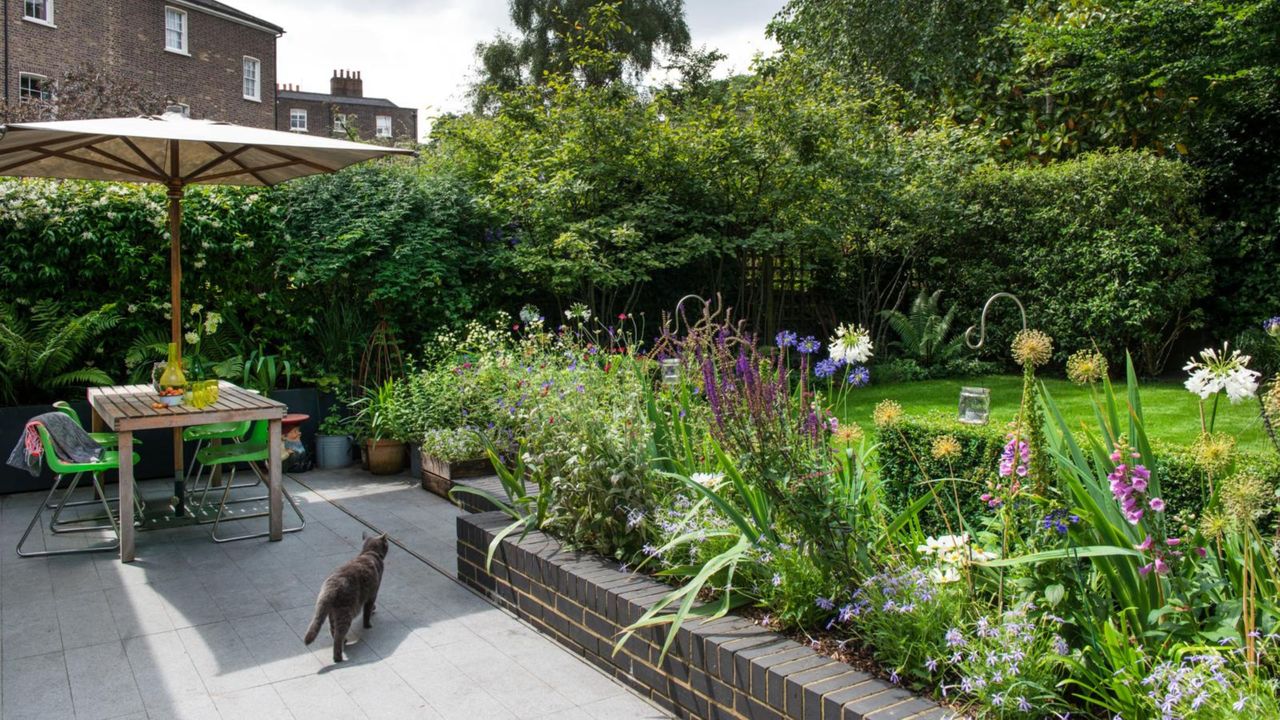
[0,469,666,720]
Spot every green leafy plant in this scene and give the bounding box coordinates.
[879,289,965,368]
[350,380,405,442]
[242,347,292,394]
[0,301,119,404]
[419,427,486,462]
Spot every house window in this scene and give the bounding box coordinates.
[18,73,52,102]
[376,115,392,138]
[24,0,53,24]
[165,7,188,53]
[242,57,260,101]
[289,108,308,132]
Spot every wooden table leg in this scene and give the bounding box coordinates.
[118,431,135,563]
[268,418,282,541]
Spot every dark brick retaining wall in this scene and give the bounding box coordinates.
[457,511,948,720]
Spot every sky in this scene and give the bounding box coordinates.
[249,0,785,138]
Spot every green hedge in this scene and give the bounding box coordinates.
[877,412,1280,532]
[876,412,1004,533]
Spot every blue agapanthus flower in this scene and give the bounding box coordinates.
[797,336,821,355]
[814,358,839,378]
[847,365,871,387]
[775,330,797,348]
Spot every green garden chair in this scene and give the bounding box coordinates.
[47,401,142,517]
[195,419,305,543]
[52,401,143,449]
[183,420,256,499]
[17,424,142,557]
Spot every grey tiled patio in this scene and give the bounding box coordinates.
[0,467,669,720]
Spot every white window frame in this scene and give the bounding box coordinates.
[23,0,55,27]
[289,108,308,132]
[18,73,53,103]
[165,7,189,55]
[242,56,261,102]
[375,115,392,138]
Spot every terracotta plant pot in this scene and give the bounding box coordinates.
[420,451,492,498]
[365,439,405,475]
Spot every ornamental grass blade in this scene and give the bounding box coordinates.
[978,545,1143,568]
[876,488,936,552]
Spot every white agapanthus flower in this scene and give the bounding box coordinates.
[1183,344,1260,403]
[828,323,873,365]
[690,472,724,488]
[916,533,997,582]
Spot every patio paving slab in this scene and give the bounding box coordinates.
[0,468,669,720]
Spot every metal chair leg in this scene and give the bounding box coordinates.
[17,473,120,558]
[191,453,263,512]
[210,465,305,543]
[50,474,145,534]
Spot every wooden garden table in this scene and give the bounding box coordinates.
[88,382,286,562]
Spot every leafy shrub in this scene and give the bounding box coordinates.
[927,152,1210,374]
[0,302,120,404]
[876,412,1003,532]
[419,428,486,462]
[1154,441,1280,530]
[879,410,1280,532]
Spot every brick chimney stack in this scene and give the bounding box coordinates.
[330,69,363,98]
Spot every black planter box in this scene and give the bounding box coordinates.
[457,512,946,720]
[1,388,323,494]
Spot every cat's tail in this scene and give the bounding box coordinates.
[303,595,328,645]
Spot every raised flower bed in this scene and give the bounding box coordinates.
[458,511,946,720]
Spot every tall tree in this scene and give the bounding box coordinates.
[471,0,690,110]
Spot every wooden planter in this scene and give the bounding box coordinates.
[420,451,491,497]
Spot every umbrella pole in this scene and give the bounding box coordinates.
[168,181,187,516]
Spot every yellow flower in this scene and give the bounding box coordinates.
[872,400,903,427]
[1192,432,1235,475]
[1264,381,1280,421]
[1066,350,1108,385]
[1222,471,1271,525]
[833,423,864,447]
[931,434,961,460]
[1011,329,1054,368]
[1199,509,1231,540]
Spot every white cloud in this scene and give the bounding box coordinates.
[250,0,784,139]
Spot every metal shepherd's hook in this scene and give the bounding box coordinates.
[964,293,1027,350]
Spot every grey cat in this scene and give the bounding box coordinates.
[304,532,389,662]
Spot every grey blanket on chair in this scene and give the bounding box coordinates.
[6,411,104,477]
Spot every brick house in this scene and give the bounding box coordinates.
[3,0,282,127]
[277,70,418,142]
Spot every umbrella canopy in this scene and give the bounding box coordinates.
[0,109,413,186]
[0,108,413,499]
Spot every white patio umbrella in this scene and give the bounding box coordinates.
[0,107,413,499]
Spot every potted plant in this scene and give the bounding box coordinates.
[418,427,492,497]
[351,380,406,475]
[315,411,355,469]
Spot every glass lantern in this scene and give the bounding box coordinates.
[660,358,681,386]
[958,386,991,425]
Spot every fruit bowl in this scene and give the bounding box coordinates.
[157,387,184,406]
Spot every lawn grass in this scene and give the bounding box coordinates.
[835,375,1274,454]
